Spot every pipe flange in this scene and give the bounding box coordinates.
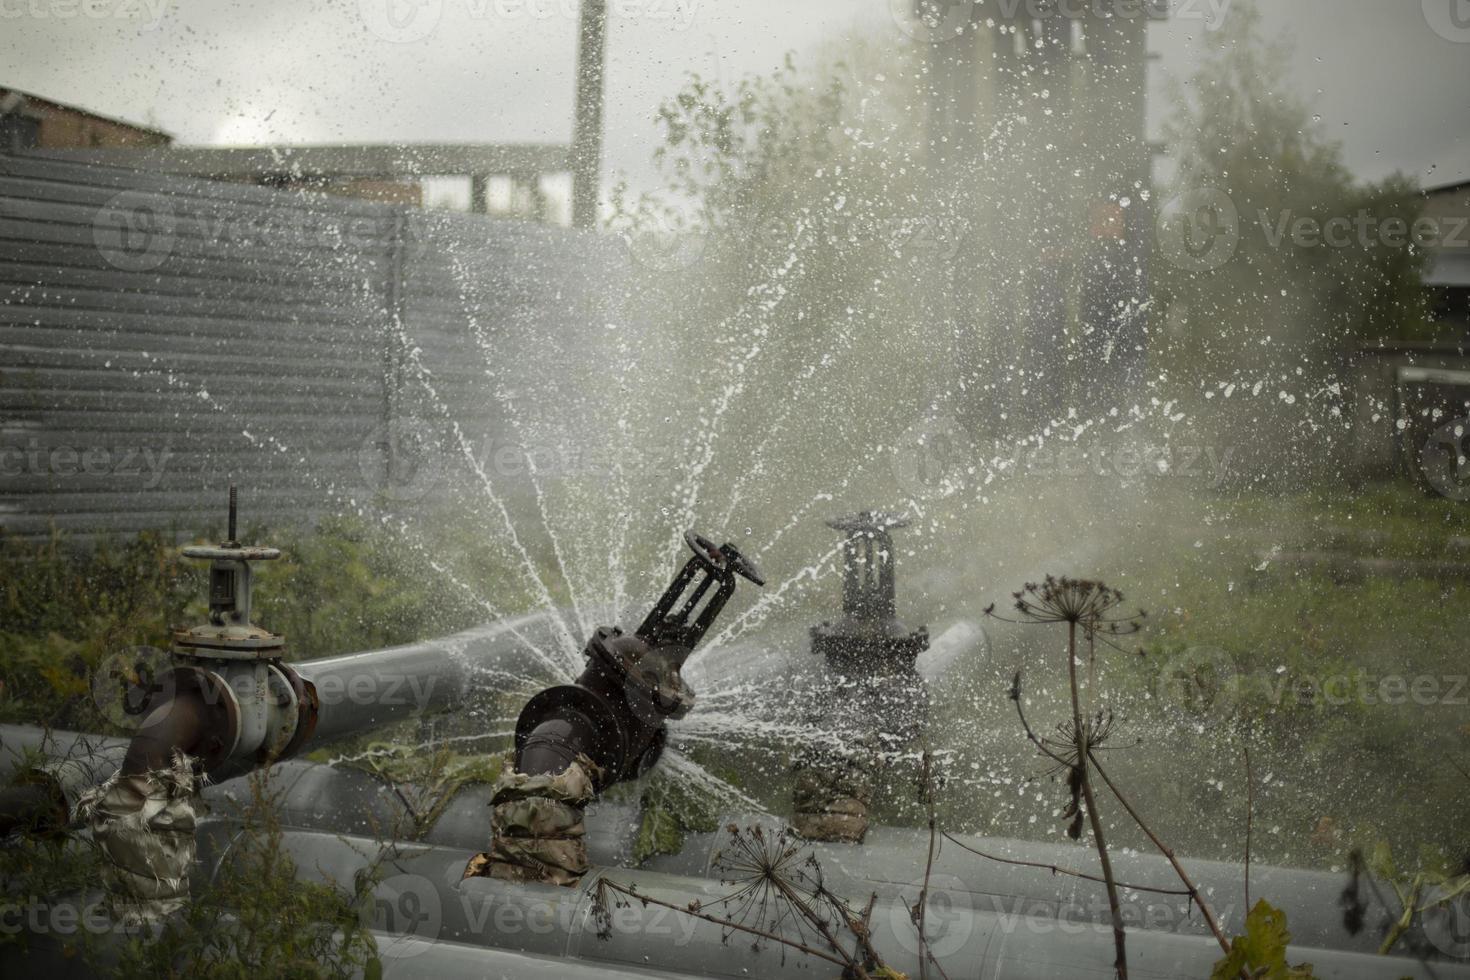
[514,685,628,789]
[169,665,240,773]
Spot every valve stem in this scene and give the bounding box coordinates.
[227,484,238,545]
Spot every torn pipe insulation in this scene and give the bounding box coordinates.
[794,512,929,843]
[468,531,762,885]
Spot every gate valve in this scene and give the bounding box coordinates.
[513,531,763,790]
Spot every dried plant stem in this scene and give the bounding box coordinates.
[915,751,953,980]
[1087,750,1233,957]
[595,878,856,973]
[1069,622,1129,980]
[941,833,1192,897]
[769,875,874,979]
[1243,744,1253,912]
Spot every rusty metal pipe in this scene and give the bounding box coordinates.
[119,682,223,777]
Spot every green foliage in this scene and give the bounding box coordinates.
[634,802,685,863]
[1211,900,1318,980]
[347,742,508,840]
[1159,0,1432,351]
[632,772,725,863]
[602,47,972,548]
[0,771,379,977]
[111,772,379,979]
[0,528,195,730]
[0,515,508,731]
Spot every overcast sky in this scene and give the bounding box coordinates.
[5,0,1470,201]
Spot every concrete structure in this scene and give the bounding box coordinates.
[0,86,170,153]
[22,141,579,214]
[914,2,1163,426]
[1424,178,1470,331]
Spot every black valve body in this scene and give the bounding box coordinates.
[512,531,761,791]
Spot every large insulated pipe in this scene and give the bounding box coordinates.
[291,610,570,746]
[0,724,1430,959]
[204,829,1470,979]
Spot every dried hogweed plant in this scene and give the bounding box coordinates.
[592,824,900,978]
[984,576,1243,980]
[986,577,1143,980]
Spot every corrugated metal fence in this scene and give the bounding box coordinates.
[0,152,623,542]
